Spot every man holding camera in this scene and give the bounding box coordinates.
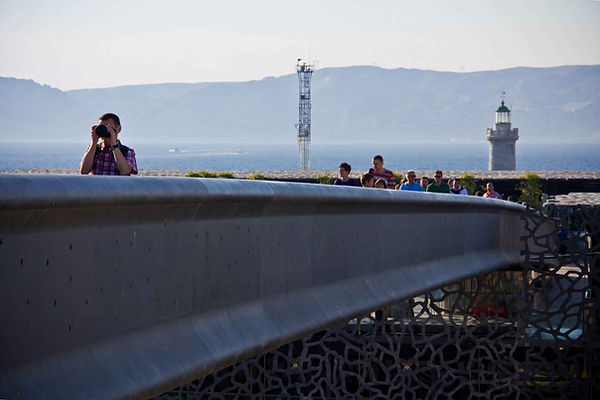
[79,113,138,175]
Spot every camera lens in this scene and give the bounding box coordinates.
[95,125,110,138]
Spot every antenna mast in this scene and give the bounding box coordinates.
[295,59,314,170]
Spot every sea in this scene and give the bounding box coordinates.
[1,141,599,171]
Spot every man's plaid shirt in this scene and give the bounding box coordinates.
[87,141,138,175]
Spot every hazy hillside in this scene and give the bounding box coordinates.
[1,65,598,143]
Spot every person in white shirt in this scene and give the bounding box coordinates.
[449,178,469,195]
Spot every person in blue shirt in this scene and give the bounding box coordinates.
[333,162,359,186]
[399,170,424,191]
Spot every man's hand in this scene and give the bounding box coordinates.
[90,125,99,145]
[82,126,100,174]
[108,124,118,146]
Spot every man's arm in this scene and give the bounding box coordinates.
[112,146,133,175]
[79,127,99,174]
[106,125,134,176]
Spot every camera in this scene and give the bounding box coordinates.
[94,124,111,138]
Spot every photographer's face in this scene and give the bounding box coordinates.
[99,119,120,133]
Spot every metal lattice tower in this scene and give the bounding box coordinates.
[295,59,314,170]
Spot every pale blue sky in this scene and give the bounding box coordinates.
[1,0,599,90]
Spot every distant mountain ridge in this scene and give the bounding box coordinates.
[1,65,598,143]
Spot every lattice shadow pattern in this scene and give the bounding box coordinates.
[156,205,599,399]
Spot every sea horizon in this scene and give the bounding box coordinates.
[2,141,599,172]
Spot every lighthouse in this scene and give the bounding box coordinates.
[486,98,518,170]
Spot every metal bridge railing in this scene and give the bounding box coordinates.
[0,175,530,399]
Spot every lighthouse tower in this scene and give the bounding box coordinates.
[486,98,518,170]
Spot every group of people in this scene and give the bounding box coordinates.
[333,155,503,199]
[76,114,500,201]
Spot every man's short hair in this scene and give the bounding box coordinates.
[373,155,384,162]
[435,170,443,176]
[99,113,121,127]
[339,162,351,173]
